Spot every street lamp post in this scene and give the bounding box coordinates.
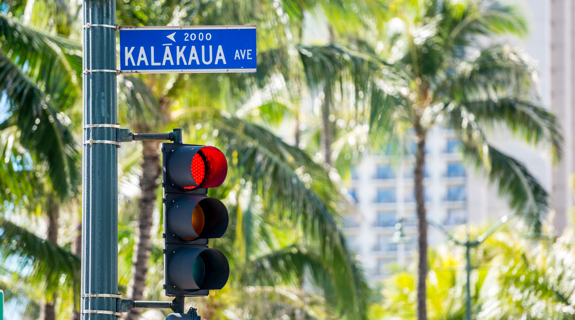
[393,215,511,320]
[427,215,511,320]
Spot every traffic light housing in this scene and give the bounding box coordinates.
[162,143,229,296]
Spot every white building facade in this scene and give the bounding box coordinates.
[343,0,574,280]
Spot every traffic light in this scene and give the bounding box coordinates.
[162,143,229,296]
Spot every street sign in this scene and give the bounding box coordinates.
[119,26,256,74]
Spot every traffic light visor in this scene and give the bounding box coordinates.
[168,146,228,190]
[169,196,229,240]
[169,247,230,291]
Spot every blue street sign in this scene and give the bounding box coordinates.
[119,26,256,74]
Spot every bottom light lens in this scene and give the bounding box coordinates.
[192,255,206,288]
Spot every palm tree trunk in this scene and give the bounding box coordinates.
[71,201,82,320]
[322,24,335,166]
[42,195,59,320]
[295,104,300,148]
[126,140,161,320]
[414,127,428,320]
[322,87,333,165]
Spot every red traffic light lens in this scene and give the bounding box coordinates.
[172,146,226,190]
[191,153,206,187]
[197,146,227,188]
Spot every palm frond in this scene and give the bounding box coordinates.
[28,0,74,36]
[232,286,338,320]
[117,75,162,130]
[0,51,80,200]
[299,43,380,106]
[0,13,82,109]
[456,127,548,231]
[443,45,563,162]
[249,244,366,317]
[0,129,41,208]
[174,109,371,320]
[0,218,80,296]
[461,98,561,161]
[448,1,528,44]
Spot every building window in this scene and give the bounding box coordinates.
[374,237,398,252]
[349,189,358,203]
[446,185,466,201]
[445,138,460,153]
[374,212,396,227]
[376,188,396,203]
[444,209,468,225]
[344,215,360,228]
[376,165,395,180]
[446,162,466,177]
[402,213,417,227]
[409,142,429,155]
[405,240,417,252]
[405,187,430,203]
[403,164,429,179]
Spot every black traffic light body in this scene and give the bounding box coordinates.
[162,142,229,297]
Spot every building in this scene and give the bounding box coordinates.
[345,127,512,278]
[344,0,574,280]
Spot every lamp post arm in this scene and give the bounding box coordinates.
[475,213,514,245]
[427,219,466,246]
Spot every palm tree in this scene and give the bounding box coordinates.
[371,224,575,320]
[0,7,82,319]
[373,245,486,320]
[368,1,562,319]
[115,1,381,319]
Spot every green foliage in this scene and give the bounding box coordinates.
[0,7,82,320]
[372,224,575,320]
[0,13,81,200]
[0,218,79,296]
[369,0,561,231]
[169,108,371,320]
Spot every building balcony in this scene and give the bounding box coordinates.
[372,244,398,253]
[372,221,397,228]
[443,217,468,226]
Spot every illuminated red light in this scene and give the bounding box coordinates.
[191,153,206,186]
[184,153,205,190]
[199,147,227,188]
[183,147,227,190]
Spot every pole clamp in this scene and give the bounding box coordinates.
[83,69,120,75]
[82,310,122,317]
[82,293,122,298]
[84,139,121,147]
[83,23,119,30]
[84,124,121,129]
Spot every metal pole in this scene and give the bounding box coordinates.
[82,0,118,317]
[465,241,472,320]
[428,216,512,320]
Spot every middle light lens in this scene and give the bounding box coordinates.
[184,203,205,241]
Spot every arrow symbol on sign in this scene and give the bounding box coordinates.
[166,32,176,42]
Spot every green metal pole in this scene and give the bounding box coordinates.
[465,242,471,320]
[82,0,118,318]
[0,290,4,319]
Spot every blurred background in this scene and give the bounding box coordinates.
[1,0,575,319]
